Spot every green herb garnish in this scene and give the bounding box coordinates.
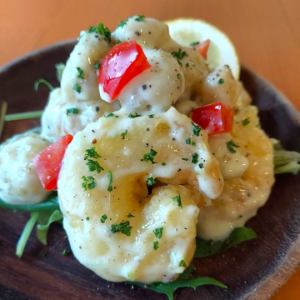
[86,159,104,173]
[76,67,85,79]
[226,140,239,153]
[153,241,159,250]
[218,78,224,84]
[192,123,201,136]
[94,62,100,70]
[191,153,199,164]
[111,220,132,236]
[142,149,157,164]
[82,176,96,191]
[100,214,108,223]
[195,227,257,258]
[66,107,80,116]
[84,147,100,160]
[105,112,119,118]
[134,15,145,22]
[153,227,163,239]
[242,118,250,126]
[171,48,187,66]
[190,41,200,46]
[73,83,81,93]
[185,138,195,145]
[88,23,111,42]
[128,112,141,118]
[118,19,128,27]
[121,130,128,139]
[172,195,182,207]
[146,176,155,187]
[107,170,113,192]
[179,260,187,268]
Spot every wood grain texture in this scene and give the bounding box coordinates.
[0,1,300,298]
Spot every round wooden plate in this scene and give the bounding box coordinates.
[0,41,300,300]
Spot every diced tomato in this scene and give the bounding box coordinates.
[198,39,210,60]
[33,134,73,191]
[191,102,233,135]
[98,40,151,101]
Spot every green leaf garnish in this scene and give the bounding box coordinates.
[273,140,300,175]
[226,140,239,153]
[111,220,132,236]
[153,227,163,239]
[107,170,113,192]
[34,78,54,92]
[36,210,63,245]
[128,112,141,118]
[171,48,187,66]
[192,123,201,136]
[66,107,80,116]
[86,159,104,173]
[100,214,108,223]
[121,130,128,139]
[134,15,145,22]
[73,83,81,93]
[118,19,128,28]
[142,149,157,164]
[195,227,257,258]
[172,195,182,207]
[241,118,250,126]
[76,67,85,79]
[88,23,111,42]
[140,276,227,300]
[82,176,96,190]
[191,153,199,164]
[84,147,100,160]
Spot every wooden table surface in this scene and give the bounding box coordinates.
[0,0,299,299]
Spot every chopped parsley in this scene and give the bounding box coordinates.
[226,140,239,153]
[127,213,135,218]
[179,259,187,267]
[93,62,100,70]
[190,41,200,46]
[141,149,157,164]
[111,220,132,236]
[146,176,156,187]
[172,195,182,207]
[100,214,108,223]
[171,48,187,66]
[118,19,128,28]
[153,241,159,250]
[76,67,85,79]
[128,112,141,118]
[121,130,128,139]
[84,147,100,160]
[82,176,96,191]
[192,123,201,136]
[153,227,164,239]
[242,118,250,126]
[88,23,111,42]
[107,170,113,192]
[192,153,199,164]
[86,159,104,173]
[66,107,80,116]
[73,83,81,93]
[185,138,195,146]
[182,157,189,161]
[134,15,145,22]
[218,78,224,84]
[105,112,119,118]
[148,114,155,118]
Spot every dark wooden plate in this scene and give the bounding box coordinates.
[0,41,300,300]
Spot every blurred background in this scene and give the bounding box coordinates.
[0,0,299,298]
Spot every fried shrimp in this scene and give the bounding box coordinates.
[58,107,223,282]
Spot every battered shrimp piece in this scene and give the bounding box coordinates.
[0,131,49,205]
[61,29,111,102]
[197,105,274,240]
[41,88,116,142]
[58,107,223,283]
[113,48,184,114]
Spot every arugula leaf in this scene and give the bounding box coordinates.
[16,212,39,258]
[0,195,59,212]
[195,227,257,258]
[36,210,63,245]
[273,139,300,175]
[34,78,54,92]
